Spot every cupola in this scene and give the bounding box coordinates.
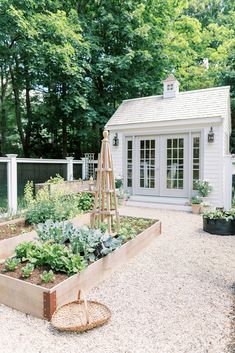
[163,74,180,98]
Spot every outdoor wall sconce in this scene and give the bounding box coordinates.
[208,127,215,143]
[113,133,119,146]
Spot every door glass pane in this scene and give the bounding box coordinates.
[127,139,133,187]
[139,139,155,188]
[166,138,184,189]
[192,137,200,188]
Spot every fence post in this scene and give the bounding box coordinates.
[6,154,18,213]
[224,155,232,210]
[66,157,74,181]
[81,157,88,180]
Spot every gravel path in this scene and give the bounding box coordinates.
[0,207,234,353]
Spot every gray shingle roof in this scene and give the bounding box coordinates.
[163,74,178,83]
[107,86,230,127]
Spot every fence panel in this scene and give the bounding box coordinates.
[0,162,7,211]
[17,162,67,198]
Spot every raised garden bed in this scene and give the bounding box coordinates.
[0,218,161,320]
[0,213,90,261]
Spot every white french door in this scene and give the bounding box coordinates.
[133,134,189,197]
[135,137,160,195]
[160,135,189,197]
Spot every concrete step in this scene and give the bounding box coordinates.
[126,200,191,211]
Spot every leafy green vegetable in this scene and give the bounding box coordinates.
[21,263,34,278]
[40,270,55,283]
[15,241,85,275]
[5,257,20,271]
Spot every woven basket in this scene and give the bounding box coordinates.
[51,290,111,332]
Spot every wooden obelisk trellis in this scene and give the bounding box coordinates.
[90,131,120,234]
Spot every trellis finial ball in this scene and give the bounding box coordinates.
[103,130,109,139]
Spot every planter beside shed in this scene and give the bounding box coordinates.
[203,218,235,235]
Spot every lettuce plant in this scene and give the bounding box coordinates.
[5,257,20,271]
[21,263,34,278]
[40,270,55,283]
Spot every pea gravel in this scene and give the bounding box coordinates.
[0,207,234,353]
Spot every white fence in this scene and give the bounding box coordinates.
[0,155,97,213]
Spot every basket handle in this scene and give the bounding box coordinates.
[78,290,89,324]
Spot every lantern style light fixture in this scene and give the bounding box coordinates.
[113,133,119,147]
[208,127,215,143]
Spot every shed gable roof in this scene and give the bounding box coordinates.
[107,86,230,127]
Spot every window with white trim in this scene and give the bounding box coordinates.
[167,83,174,91]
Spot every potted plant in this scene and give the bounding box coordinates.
[203,209,235,235]
[117,190,130,206]
[191,180,213,214]
[191,196,202,214]
[115,176,123,196]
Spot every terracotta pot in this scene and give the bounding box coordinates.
[191,204,201,214]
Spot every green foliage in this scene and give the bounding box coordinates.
[203,209,235,221]
[24,181,34,207]
[191,195,203,204]
[24,180,81,224]
[21,263,34,278]
[194,179,213,197]
[37,220,76,244]
[15,241,85,275]
[5,257,20,271]
[46,174,64,185]
[0,0,234,156]
[77,192,94,212]
[70,227,123,263]
[115,177,123,189]
[40,270,55,283]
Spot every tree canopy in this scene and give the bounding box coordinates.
[0,0,234,157]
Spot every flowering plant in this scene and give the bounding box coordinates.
[194,179,212,197]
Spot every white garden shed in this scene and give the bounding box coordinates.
[106,75,232,210]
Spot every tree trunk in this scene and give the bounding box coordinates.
[10,64,26,155]
[62,117,68,158]
[24,62,33,157]
[0,66,8,156]
[61,83,68,158]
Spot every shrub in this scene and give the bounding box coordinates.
[25,182,80,224]
[46,174,64,184]
[77,192,94,212]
